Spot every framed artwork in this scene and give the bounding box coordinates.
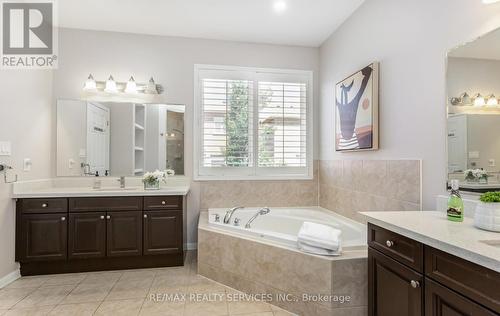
[335,62,379,152]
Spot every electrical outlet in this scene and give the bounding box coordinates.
[489,159,496,167]
[23,158,32,172]
[0,141,11,156]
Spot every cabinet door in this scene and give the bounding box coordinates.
[143,211,182,255]
[106,211,142,257]
[425,278,498,316]
[68,212,106,259]
[369,248,423,316]
[20,214,67,261]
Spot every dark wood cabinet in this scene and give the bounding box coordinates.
[68,212,106,259]
[16,196,185,275]
[368,224,500,316]
[369,248,423,316]
[143,210,182,255]
[19,213,67,261]
[425,278,497,316]
[106,211,143,257]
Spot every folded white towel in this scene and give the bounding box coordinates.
[297,222,342,251]
[297,241,341,256]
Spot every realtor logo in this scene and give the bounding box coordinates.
[1,0,57,68]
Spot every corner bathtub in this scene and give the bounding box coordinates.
[207,206,367,250]
[198,207,368,316]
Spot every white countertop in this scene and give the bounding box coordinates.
[361,211,500,273]
[12,177,190,198]
[12,186,190,198]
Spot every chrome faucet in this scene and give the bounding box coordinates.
[117,176,126,188]
[223,206,244,224]
[245,207,270,229]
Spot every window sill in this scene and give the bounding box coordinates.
[193,175,314,181]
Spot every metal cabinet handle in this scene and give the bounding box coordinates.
[42,203,48,208]
[100,215,105,220]
[144,214,148,218]
[161,201,166,205]
[386,240,394,247]
[61,217,66,221]
[410,280,420,288]
[106,215,111,220]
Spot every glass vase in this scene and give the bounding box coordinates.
[144,180,160,190]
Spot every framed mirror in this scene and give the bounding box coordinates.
[56,99,185,177]
[446,28,500,192]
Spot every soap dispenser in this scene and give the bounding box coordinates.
[93,171,101,190]
[447,179,464,222]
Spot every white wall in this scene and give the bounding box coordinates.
[0,71,53,280]
[53,28,320,246]
[319,0,500,209]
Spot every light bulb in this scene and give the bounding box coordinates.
[83,74,96,91]
[104,75,117,93]
[473,93,485,107]
[146,77,157,94]
[483,0,500,4]
[487,94,498,106]
[273,0,287,13]
[125,76,137,94]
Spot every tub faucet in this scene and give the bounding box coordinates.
[245,207,270,229]
[223,206,243,224]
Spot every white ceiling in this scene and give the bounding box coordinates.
[58,0,365,47]
[449,28,500,60]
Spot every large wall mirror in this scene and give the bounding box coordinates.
[57,99,185,177]
[447,28,500,192]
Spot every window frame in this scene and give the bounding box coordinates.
[194,64,313,181]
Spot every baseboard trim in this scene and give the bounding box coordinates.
[185,242,198,250]
[0,269,20,289]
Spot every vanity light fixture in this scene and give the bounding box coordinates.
[473,93,485,107]
[83,74,97,91]
[486,94,498,106]
[105,75,118,93]
[125,76,137,94]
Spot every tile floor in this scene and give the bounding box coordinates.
[0,252,296,316]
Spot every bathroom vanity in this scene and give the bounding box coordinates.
[363,211,500,316]
[13,180,189,276]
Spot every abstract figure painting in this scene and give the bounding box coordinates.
[335,62,379,152]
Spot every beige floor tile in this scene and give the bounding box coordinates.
[48,302,100,315]
[14,285,75,308]
[228,300,273,315]
[119,270,156,282]
[272,310,297,316]
[80,272,122,285]
[105,279,152,301]
[0,288,36,309]
[185,300,228,316]
[187,281,227,296]
[237,313,274,316]
[3,306,54,316]
[95,298,144,316]
[139,299,185,316]
[61,283,113,304]
[150,274,187,290]
[41,274,87,287]
[5,278,47,290]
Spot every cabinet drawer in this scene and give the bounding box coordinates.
[425,246,500,313]
[144,196,182,210]
[69,197,142,212]
[19,198,68,214]
[368,223,423,272]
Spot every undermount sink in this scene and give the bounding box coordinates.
[93,187,141,191]
[479,240,500,249]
